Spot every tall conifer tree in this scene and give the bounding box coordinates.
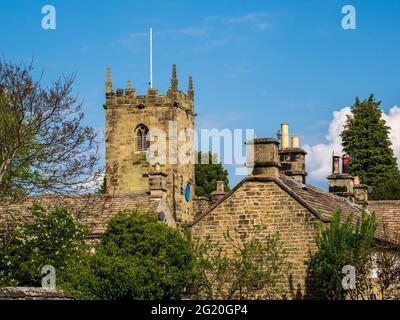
[341,95,399,192]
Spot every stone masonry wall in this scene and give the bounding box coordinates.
[191,180,320,299]
[105,89,195,224]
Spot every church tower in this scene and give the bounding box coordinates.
[104,64,195,224]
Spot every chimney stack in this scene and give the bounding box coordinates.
[211,181,226,203]
[353,176,369,205]
[279,124,307,184]
[247,138,281,178]
[327,153,355,201]
[281,124,289,149]
[148,164,168,199]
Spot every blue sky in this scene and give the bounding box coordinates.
[1,0,400,188]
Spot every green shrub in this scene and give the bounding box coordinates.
[61,209,194,300]
[0,203,88,287]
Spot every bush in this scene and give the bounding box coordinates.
[61,209,194,300]
[190,230,290,299]
[307,210,376,300]
[0,204,88,287]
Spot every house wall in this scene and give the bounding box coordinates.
[191,180,321,299]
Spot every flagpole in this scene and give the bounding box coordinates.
[150,27,153,88]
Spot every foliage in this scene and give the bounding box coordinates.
[0,204,88,287]
[60,209,194,300]
[190,230,290,299]
[374,227,400,300]
[341,95,399,194]
[369,172,400,200]
[0,59,100,202]
[195,152,230,200]
[96,176,106,195]
[307,210,377,300]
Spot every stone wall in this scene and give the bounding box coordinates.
[193,196,210,220]
[0,287,71,300]
[191,180,320,299]
[105,86,195,224]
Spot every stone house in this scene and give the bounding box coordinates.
[190,136,399,298]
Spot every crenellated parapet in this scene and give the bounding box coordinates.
[104,64,194,115]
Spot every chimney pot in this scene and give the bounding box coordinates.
[342,154,350,175]
[216,181,225,192]
[332,154,340,175]
[291,135,299,148]
[281,124,289,149]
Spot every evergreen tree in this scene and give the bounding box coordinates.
[369,173,400,200]
[195,152,230,200]
[341,94,399,189]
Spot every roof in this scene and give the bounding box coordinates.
[191,174,399,244]
[368,200,400,239]
[277,174,364,221]
[0,193,161,239]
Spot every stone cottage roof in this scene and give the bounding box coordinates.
[0,193,168,239]
[191,174,399,244]
[368,200,400,239]
[277,175,364,221]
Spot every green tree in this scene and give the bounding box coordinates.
[61,209,194,300]
[0,94,38,198]
[0,204,88,287]
[0,60,100,202]
[369,173,400,200]
[190,230,290,299]
[341,95,399,191]
[195,152,230,199]
[307,210,377,300]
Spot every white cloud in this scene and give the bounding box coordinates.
[119,28,206,46]
[78,172,105,194]
[205,12,271,30]
[303,106,400,183]
[383,106,400,165]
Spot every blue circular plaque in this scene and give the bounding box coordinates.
[184,183,191,202]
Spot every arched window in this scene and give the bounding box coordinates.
[136,124,149,151]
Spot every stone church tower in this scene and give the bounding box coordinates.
[104,64,195,224]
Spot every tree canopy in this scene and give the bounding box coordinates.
[61,209,194,300]
[307,210,376,300]
[0,59,100,201]
[340,95,399,195]
[0,204,88,287]
[195,151,230,200]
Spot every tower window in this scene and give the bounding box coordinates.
[136,124,149,151]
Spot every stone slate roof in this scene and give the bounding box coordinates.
[368,200,400,238]
[191,174,398,244]
[0,193,161,239]
[277,174,365,222]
